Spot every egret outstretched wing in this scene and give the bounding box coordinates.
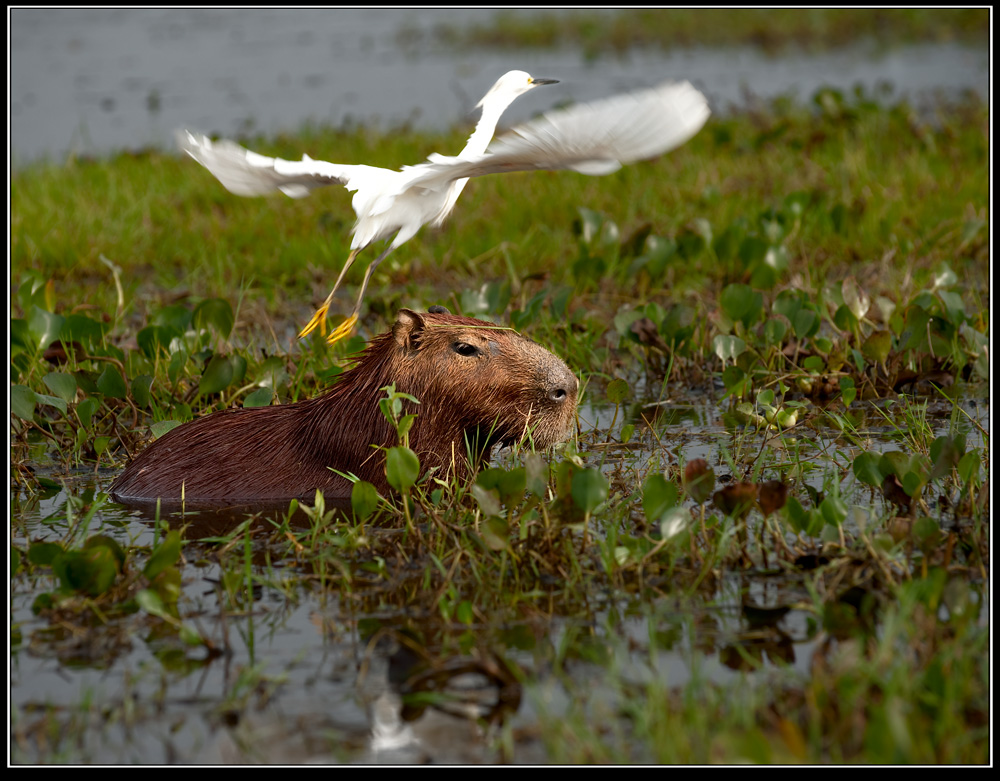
[176,130,358,199]
[407,81,710,189]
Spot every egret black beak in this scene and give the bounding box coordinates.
[531,78,560,86]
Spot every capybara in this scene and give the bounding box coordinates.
[109,308,578,506]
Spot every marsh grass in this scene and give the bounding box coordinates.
[10,84,989,763]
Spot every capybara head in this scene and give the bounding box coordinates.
[109,308,578,506]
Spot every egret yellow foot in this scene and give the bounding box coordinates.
[325,314,359,345]
[298,304,331,339]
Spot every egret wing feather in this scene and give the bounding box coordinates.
[404,80,710,189]
[176,130,357,199]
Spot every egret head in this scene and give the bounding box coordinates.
[476,70,559,110]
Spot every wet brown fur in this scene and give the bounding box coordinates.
[109,309,578,506]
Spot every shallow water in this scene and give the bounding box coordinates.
[10,8,989,167]
[10,387,989,763]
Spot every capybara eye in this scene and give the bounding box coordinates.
[452,341,480,357]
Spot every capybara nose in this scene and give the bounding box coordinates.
[547,366,579,405]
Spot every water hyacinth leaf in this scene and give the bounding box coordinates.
[842,276,871,321]
[820,494,849,527]
[97,366,128,399]
[28,541,63,567]
[144,530,182,581]
[792,308,820,339]
[712,224,744,263]
[720,283,755,323]
[481,517,511,552]
[784,496,823,537]
[636,234,677,278]
[351,480,380,521]
[243,387,274,408]
[642,473,679,523]
[738,235,768,269]
[659,507,690,541]
[131,374,154,409]
[620,423,635,443]
[167,347,188,383]
[137,324,182,358]
[94,436,112,458]
[53,546,120,597]
[76,396,100,429]
[676,225,707,260]
[257,356,290,390]
[840,376,857,407]
[763,317,788,346]
[523,452,549,498]
[722,365,750,398]
[472,483,503,518]
[150,420,183,439]
[60,313,107,348]
[193,298,235,339]
[928,435,964,481]
[957,451,981,485]
[10,385,37,421]
[879,451,911,480]
[571,468,608,516]
[861,330,892,364]
[27,306,66,350]
[198,354,235,396]
[902,471,925,498]
[151,304,194,332]
[606,378,631,404]
[42,372,77,404]
[833,304,858,332]
[85,535,127,569]
[136,588,170,619]
[33,392,68,415]
[575,207,611,246]
[386,446,420,492]
[713,334,747,365]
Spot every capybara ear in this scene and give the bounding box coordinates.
[392,309,426,350]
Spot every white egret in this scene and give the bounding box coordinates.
[177,70,710,344]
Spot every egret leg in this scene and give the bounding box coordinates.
[298,249,360,339]
[325,245,394,345]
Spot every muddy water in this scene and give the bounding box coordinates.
[10,8,989,167]
[10,388,988,763]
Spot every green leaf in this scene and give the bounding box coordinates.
[137,324,182,359]
[198,354,235,396]
[33,392,68,414]
[150,420,183,439]
[193,298,235,339]
[606,377,631,404]
[642,473,678,523]
[571,468,608,515]
[720,283,755,322]
[136,588,169,619]
[386,446,420,492]
[10,385,37,421]
[27,306,66,349]
[43,372,78,404]
[144,530,182,581]
[27,541,64,567]
[351,480,380,520]
[243,387,274,408]
[97,366,128,399]
[861,330,892,364]
[713,334,747,364]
